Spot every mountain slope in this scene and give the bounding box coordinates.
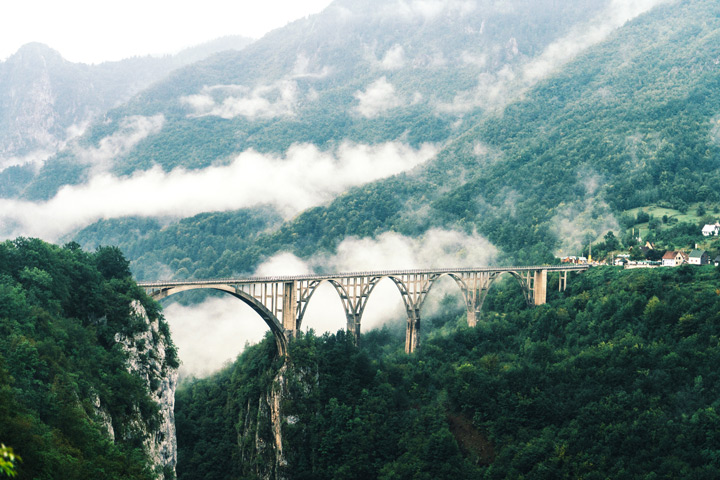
[0,37,252,198]
[431,0,720,254]
[86,0,720,275]
[66,0,714,279]
[19,0,610,200]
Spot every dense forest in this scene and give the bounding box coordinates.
[176,265,720,479]
[0,238,177,479]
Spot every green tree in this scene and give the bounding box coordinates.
[0,444,20,477]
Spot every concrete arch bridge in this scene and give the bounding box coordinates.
[138,265,589,356]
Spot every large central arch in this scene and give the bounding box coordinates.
[149,285,288,357]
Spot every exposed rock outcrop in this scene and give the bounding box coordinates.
[114,300,179,479]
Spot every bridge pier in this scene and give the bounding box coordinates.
[533,269,547,306]
[405,309,421,354]
[457,272,495,328]
[282,281,297,338]
[346,313,361,346]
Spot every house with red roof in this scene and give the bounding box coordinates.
[662,250,688,267]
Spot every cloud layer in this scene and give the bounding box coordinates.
[0,141,437,240]
[354,77,404,117]
[181,82,299,119]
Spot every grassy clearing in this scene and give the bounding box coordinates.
[626,203,720,224]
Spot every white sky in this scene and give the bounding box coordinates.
[0,0,334,64]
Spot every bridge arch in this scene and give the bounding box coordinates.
[296,276,386,339]
[295,271,534,353]
[148,285,288,357]
[489,271,534,307]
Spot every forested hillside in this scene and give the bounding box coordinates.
[19,0,608,201]
[0,238,178,479]
[67,0,720,281]
[176,265,720,479]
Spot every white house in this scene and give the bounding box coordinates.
[688,249,709,265]
[662,251,677,267]
[702,223,720,236]
[662,251,688,267]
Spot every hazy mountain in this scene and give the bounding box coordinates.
[13,0,610,200]
[0,37,252,197]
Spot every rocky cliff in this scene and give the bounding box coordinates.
[113,300,179,479]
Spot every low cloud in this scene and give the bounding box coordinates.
[354,77,403,117]
[291,53,331,79]
[163,228,498,378]
[75,115,165,174]
[522,0,672,83]
[0,141,437,240]
[436,65,516,113]
[439,0,672,114]
[164,297,269,380]
[380,45,406,70]
[551,173,620,256]
[181,81,299,119]
[0,149,55,172]
[0,116,117,174]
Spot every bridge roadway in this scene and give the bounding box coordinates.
[138,264,589,356]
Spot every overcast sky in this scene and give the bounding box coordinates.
[0,0,334,64]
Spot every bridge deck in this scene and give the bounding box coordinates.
[137,264,589,288]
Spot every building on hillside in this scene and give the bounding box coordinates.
[662,250,688,267]
[561,256,588,264]
[688,249,709,265]
[677,251,689,265]
[662,251,677,267]
[715,255,720,267]
[702,223,720,236]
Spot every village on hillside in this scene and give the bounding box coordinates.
[561,221,720,268]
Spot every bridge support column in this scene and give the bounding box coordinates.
[282,281,297,337]
[559,270,567,292]
[533,270,547,306]
[346,313,361,346]
[460,272,494,327]
[405,309,421,354]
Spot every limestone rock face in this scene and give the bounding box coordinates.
[114,300,178,479]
